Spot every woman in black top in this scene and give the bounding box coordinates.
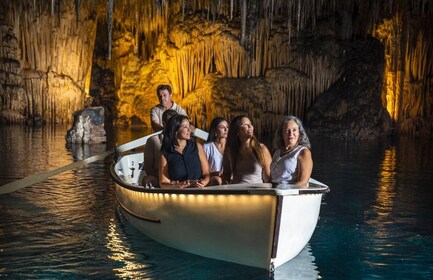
[159,115,210,188]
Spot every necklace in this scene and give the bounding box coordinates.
[281,145,297,156]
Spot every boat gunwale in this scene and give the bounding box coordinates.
[110,162,329,196]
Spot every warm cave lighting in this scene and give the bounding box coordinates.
[377,147,397,212]
[385,72,399,122]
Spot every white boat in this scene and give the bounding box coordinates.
[110,131,329,271]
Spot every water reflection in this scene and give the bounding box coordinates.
[272,245,319,279]
[106,218,150,279]
[67,142,109,160]
[374,146,398,219]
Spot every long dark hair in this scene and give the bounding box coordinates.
[206,117,228,143]
[273,115,311,150]
[227,115,265,170]
[161,114,190,151]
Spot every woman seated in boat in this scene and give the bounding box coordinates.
[222,115,272,184]
[141,109,178,187]
[270,115,313,187]
[159,114,210,188]
[202,117,229,185]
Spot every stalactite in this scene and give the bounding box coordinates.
[240,0,247,47]
[296,0,301,33]
[75,0,80,26]
[107,0,113,60]
[51,0,55,17]
[182,0,185,20]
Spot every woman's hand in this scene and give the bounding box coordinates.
[170,181,191,188]
[194,180,206,188]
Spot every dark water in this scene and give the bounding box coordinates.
[0,125,432,279]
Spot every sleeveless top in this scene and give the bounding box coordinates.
[232,147,264,184]
[270,145,306,184]
[161,140,202,181]
[202,142,223,173]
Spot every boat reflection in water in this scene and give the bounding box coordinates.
[106,208,320,279]
[272,245,319,280]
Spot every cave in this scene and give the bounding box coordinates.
[0,0,432,138]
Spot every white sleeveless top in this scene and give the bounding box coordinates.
[202,142,223,173]
[231,144,265,184]
[270,145,306,184]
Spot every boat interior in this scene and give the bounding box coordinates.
[113,152,329,195]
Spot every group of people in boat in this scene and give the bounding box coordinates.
[141,84,313,188]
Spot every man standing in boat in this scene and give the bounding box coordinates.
[150,84,188,132]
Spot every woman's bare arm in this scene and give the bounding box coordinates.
[221,148,232,184]
[294,148,313,187]
[261,144,272,183]
[196,143,210,187]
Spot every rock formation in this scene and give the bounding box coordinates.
[66,106,106,144]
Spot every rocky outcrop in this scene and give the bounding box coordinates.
[66,107,106,144]
[306,38,392,139]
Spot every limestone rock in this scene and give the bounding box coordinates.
[306,38,392,139]
[66,107,106,144]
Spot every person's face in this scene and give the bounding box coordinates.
[176,119,191,140]
[157,89,172,106]
[238,117,254,139]
[283,120,300,147]
[215,121,229,139]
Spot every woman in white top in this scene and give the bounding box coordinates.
[270,115,313,187]
[202,117,229,185]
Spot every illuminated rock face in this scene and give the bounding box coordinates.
[109,16,346,135]
[0,1,98,124]
[0,1,431,137]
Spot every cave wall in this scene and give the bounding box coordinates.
[0,0,432,137]
[0,1,99,124]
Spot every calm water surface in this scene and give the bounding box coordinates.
[0,125,432,279]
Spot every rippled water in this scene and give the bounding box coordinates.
[1,125,432,279]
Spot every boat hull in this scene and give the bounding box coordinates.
[111,153,329,270]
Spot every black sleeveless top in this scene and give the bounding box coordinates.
[162,140,203,181]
